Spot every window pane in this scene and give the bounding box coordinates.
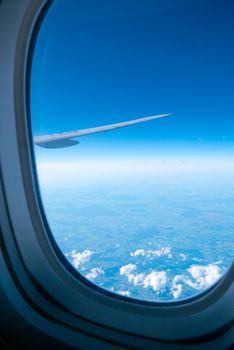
[31,0,234,302]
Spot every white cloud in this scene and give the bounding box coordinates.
[133,273,146,285]
[120,264,168,293]
[130,249,146,257]
[179,253,187,261]
[128,273,145,285]
[147,246,172,258]
[171,284,183,299]
[130,247,172,259]
[170,265,222,297]
[120,264,136,276]
[70,249,94,269]
[171,275,185,299]
[173,275,186,284]
[118,290,130,297]
[192,257,202,262]
[143,271,167,292]
[85,267,104,279]
[186,263,221,290]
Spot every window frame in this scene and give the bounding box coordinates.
[0,0,233,348]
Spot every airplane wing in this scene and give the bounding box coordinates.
[34,113,171,148]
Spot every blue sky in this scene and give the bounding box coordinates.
[31,0,234,163]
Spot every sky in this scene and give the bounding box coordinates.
[30,0,234,165]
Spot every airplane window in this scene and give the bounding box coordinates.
[31,0,234,302]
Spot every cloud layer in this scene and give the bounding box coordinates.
[120,261,222,298]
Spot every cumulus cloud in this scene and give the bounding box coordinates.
[85,267,104,279]
[171,284,183,299]
[128,273,145,285]
[171,275,185,299]
[186,263,221,290]
[120,264,136,276]
[130,246,172,259]
[148,247,172,258]
[118,290,130,297]
[170,264,222,298]
[69,249,94,269]
[120,264,168,293]
[130,249,146,257]
[143,271,167,292]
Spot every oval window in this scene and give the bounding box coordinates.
[31,0,234,302]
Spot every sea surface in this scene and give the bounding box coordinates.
[37,166,234,302]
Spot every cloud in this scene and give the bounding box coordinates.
[143,271,167,292]
[171,275,185,299]
[128,273,145,285]
[69,249,94,269]
[186,263,221,290]
[130,246,172,259]
[85,267,104,279]
[120,264,136,276]
[179,253,187,261]
[117,290,130,297]
[130,249,146,257]
[147,247,172,258]
[120,264,168,293]
[170,263,222,297]
[192,257,202,262]
[171,284,183,299]
[170,263,222,299]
